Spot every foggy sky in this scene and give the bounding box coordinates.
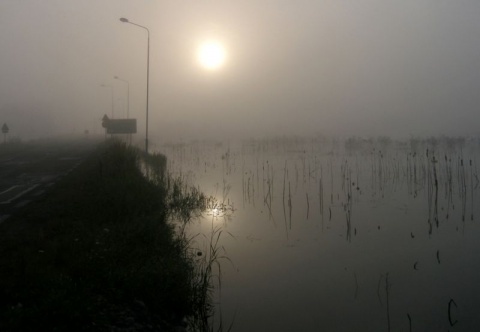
[1,0,480,143]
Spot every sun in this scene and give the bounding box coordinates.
[197,40,226,70]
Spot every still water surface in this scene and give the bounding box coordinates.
[162,137,480,331]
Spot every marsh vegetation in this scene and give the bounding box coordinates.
[163,135,480,331]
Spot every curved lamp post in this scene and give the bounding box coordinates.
[114,76,130,118]
[119,17,150,153]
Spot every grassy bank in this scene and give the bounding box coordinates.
[0,141,208,331]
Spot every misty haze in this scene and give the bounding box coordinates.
[1,1,480,331]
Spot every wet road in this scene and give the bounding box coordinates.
[0,138,99,223]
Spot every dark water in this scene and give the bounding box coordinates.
[163,137,480,331]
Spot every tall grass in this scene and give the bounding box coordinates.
[187,224,234,331]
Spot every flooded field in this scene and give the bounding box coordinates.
[161,136,480,331]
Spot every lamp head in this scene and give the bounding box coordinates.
[119,17,129,23]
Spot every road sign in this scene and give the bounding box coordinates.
[105,119,137,134]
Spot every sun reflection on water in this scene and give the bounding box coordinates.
[205,196,235,221]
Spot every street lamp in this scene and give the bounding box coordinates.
[100,84,114,118]
[114,76,130,118]
[119,17,150,153]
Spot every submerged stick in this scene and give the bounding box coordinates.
[448,299,458,327]
[353,272,358,299]
[288,181,292,229]
[319,169,324,231]
[386,273,391,332]
[306,192,310,219]
[377,274,384,306]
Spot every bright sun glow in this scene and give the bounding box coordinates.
[197,41,226,70]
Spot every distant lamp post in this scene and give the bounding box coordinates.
[114,76,130,118]
[100,84,114,118]
[2,123,9,144]
[119,17,150,153]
